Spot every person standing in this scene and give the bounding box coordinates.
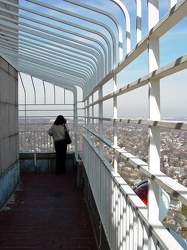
[48,115,69,175]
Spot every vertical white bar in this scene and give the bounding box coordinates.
[54,85,56,105]
[114,182,118,249]
[147,0,160,240]
[116,187,120,250]
[109,170,113,247]
[111,180,116,249]
[87,98,90,139]
[119,191,124,250]
[31,76,36,104]
[129,205,134,249]
[112,0,131,55]
[43,80,46,105]
[18,73,27,132]
[169,0,177,9]
[106,174,110,245]
[133,210,138,250]
[136,0,142,43]
[137,216,143,250]
[126,201,130,249]
[113,74,118,173]
[92,95,96,146]
[98,86,103,156]
[122,195,127,250]
[74,94,78,159]
[34,131,37,166]
[43,131,45,152]
[143,224,149,250]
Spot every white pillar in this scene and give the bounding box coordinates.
[147,0,161,227]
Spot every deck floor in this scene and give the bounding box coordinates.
[0,172,97,249]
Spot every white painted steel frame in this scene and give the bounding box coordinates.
[147,0,161,229]
[83,138,185,250]
[82,0,187,249]
[0,0,187,249]
[0,0,115,92]
[64,0,124,62]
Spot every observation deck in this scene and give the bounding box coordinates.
[0,0,187,249]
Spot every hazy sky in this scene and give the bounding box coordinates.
[19,0,187,119]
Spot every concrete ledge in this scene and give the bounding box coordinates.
[0,161,20,209]
[19,152,75,172]
[19,152,74,159]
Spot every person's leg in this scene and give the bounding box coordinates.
[61,141,67,173]
[55,140,67,174]
[55,141,63,175]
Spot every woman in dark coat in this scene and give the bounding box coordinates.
[48,115,69,175]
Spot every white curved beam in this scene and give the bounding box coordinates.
[26,0,116,69]
[0,0,109,84]
[65,0,123,66]
[0,17,101,78]
[135,0,142,43]
[110,0,131,54]
[0,19,98,88]
[0,8,101,80]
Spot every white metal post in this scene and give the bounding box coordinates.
[136,0,142,43]
[99,86,103,156]
[74,93,78,160]
[111,0,131,56]
[147,0,160,227]
[19,73,27,132]
[169,0,177,9]
[113,73,118,173]
[31,76,36,104]
[87,98,90,140]
[34,131,37,167]
[91,95,94,145]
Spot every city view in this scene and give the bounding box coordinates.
[19,117,187,240]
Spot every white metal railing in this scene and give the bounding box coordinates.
[83,135,187,250]
[82,1,187,249]
[19,129,75,153]
[19,131,54,153]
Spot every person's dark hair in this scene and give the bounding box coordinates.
[54,115,66,125]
